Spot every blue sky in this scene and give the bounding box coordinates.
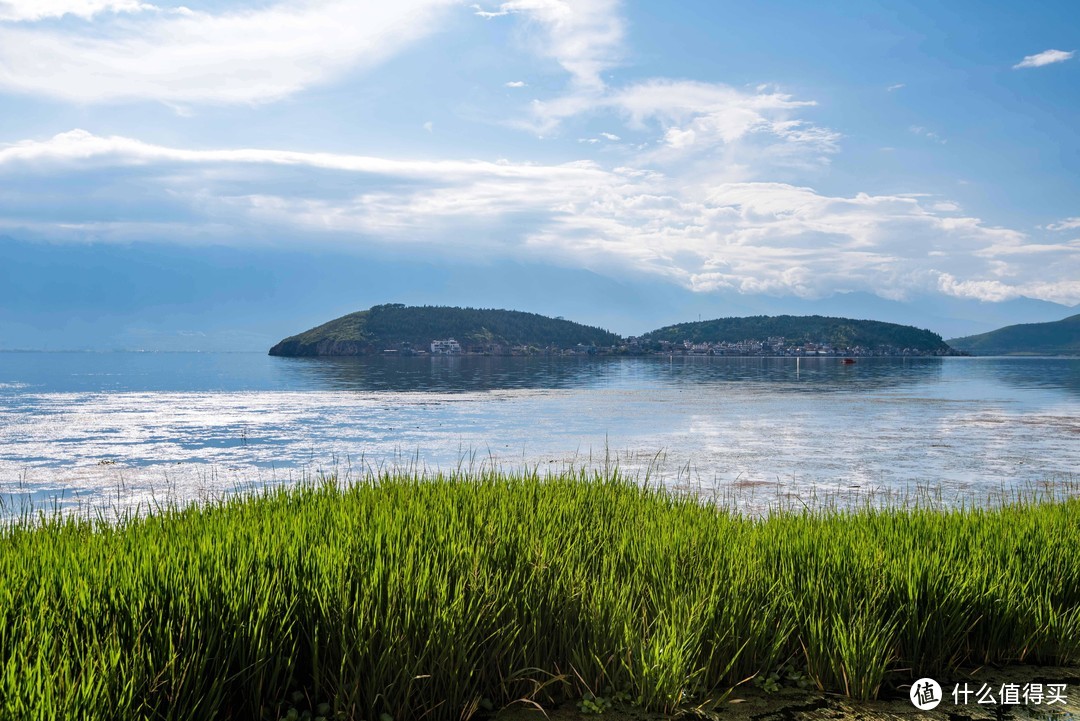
[0,0,1077,349]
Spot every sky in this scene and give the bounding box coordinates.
[0,0,1078,350]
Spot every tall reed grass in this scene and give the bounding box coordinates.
[1,470,1078,720]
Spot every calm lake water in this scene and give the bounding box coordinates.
[1,352,1077,512]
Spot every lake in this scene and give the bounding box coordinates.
[1,352,1077,513]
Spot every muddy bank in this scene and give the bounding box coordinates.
[498,666,1079,721]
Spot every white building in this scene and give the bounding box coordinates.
[430,339,462,355]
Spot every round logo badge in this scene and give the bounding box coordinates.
[910,677,943,710]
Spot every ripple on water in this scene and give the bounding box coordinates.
[0,355,1076,514]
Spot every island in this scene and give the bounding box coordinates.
[948,312,1080,356]
[270,305,959,357]
[637,314,957,357]
[268,303,621,357]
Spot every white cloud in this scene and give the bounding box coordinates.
[474,0,623,90]
[935,274,1018,302]
[577,132,620,144]
[480,0,834,178]
[525,79,839,176]
[505,80,527,88]
[933,272,1079,304]
[0,129,608,183]
[423,121,434,133]
[535,79,811,130]
[471,3,508,18]
[976,239,1080,257]
[0,0,156,21]
[0,0,458,104]
[1013,49,1075,69]
[887,83,905,92]
[1045,217,1080,231]
[4,129,1077,306]
[910,125,946,144]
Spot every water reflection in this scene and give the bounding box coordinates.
[5,352,1076,398]
[277,355,614,392]
[274,355,949,394]
[953,357,1080,398]
[1,353,1077,514]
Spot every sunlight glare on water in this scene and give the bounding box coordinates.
[0,353,1077,514]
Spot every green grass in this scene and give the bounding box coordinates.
[1,470,1078,720]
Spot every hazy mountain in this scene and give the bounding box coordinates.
[732,292,1076,340]
[948,314,1080,356]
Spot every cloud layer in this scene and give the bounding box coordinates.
[475,0,623,89]
[2,1,1077,311]
[3,129,1077,305]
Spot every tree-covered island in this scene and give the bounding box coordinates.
[269,305,959,357]
[637,314,957,357]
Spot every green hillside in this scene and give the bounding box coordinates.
[948,313,1080,356]
[269,304,621,356]
[640,314,952,352]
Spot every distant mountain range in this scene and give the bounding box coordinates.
[948,314,1080,356]
[270,305,955,356]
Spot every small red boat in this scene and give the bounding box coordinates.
[841,358,856,364]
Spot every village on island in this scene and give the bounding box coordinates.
[425,337,953,357]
